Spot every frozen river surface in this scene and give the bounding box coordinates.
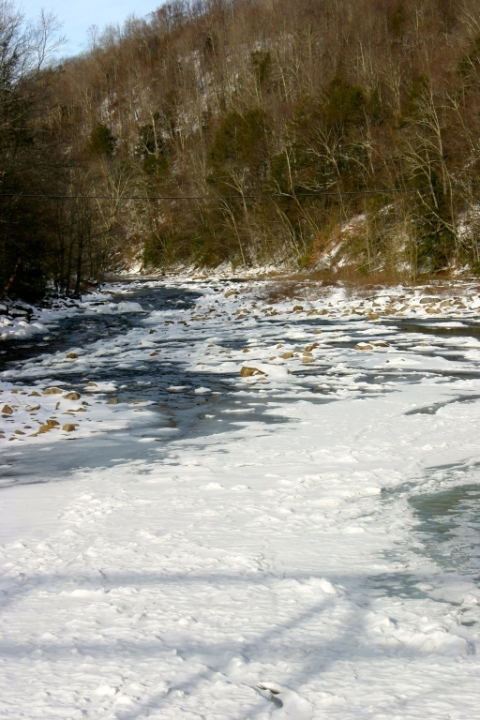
[1,277,480,718]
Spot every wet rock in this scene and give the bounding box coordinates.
[149,329,156,334]
[107,397,120,404]
[373,341,390,348]
[64,392,81,401]
[2,405,13,415]
[62,424,78,432]
[43,387,63,395]
[242,348,250,353]
[240,366,265,377]
[86,382,98,388]
[355,343,374,351]
[66,353,78,359]
[150,351,160,356]
[280,352,294,360]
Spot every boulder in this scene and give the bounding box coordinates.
[419,296,440,304]
[240,366,265,377]
[43,387,63,395]
[62,424,78,432]
[37,424,54,434]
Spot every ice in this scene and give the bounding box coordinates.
[1,276,480,718]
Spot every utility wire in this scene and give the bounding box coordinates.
[0,186,476,201]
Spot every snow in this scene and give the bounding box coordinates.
[1,277,480,718]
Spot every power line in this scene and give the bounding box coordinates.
[0,186,475,201]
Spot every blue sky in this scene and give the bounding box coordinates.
[19,0,163,56]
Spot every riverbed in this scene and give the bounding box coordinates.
[1,276,480,719]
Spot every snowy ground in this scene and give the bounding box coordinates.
[1,277,480,718]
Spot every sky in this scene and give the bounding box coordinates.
[19,0,164,56]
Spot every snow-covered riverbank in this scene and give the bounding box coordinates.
[1,277,480,718]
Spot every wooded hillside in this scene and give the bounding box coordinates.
[4,0,480,298]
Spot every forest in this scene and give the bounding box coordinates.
[3,0,480,299]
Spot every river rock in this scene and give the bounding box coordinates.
[30,391,41,397]
[355,343,374,351]
[2,405,13,415]
[46,419,60,427]
[292,305,304,313]
[26,404,41,412]
[302,356,315,363]
[66,353,78,359]
[107,397,120,404]
[64,392,81,401]
[280,352,294,360]
[240,366,265,377]
[43,387,63,395]
[62,424,78,432]
[305,343,319,352]
[419,296,440,304]
[38,424,55,434]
